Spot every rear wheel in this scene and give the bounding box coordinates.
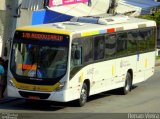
[123,72,132,95]
[77,83,88,107]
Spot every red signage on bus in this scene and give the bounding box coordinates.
[49,0,88,7]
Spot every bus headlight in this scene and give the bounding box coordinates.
[55,82,66,91]
[9,80,16,87]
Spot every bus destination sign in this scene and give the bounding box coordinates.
[21,32,64,41]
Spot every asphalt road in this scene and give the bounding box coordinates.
[0,67,160,118]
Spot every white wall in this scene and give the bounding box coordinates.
[16,9,33,27]
[91,0,111,13]
[0,0,6,10]
[21,0,44,11]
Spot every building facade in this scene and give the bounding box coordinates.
[0,0,18,57]
[0,0,44,58]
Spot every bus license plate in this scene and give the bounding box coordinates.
[28,96,40,100]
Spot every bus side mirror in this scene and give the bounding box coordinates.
[74,50,80,60]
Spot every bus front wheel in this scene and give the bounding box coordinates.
[123,72,132,95]
[77,83,88,107]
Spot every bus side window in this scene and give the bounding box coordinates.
[148,28,156,50]
[105,34,116,59]
[71,41,82,69]
[117,33,128,57]
[127,32,137,55]
[139,30,148,52]
[94,35,105,60]
[83,37,93,63]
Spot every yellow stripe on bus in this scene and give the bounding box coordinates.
[112,65,115,76]
[81,30,99,37]
[16,27,71,35]
[12,78,60,92]
[145,58,148,68]
[79,72,84,83]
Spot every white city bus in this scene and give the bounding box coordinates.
[7,15,156,106]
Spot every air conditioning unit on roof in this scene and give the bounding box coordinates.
[70,17,99,24]
[99,16,130,25]
[70,15,130,25]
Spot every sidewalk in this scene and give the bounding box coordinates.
[156,59,160,67]
[0,60,160,104]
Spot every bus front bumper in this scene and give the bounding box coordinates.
[7,85,80,102]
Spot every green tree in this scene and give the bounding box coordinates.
[140,11,160,26]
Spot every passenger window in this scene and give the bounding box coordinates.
[83,37,93,63]
[117,33,127,57]
[127,32,137,55]
[138,30,147,52]
[148,28,156,50]
[71,40,82,70]
[105,34,116,58]
[94,36,105,60]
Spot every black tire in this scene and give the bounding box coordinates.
[122,72,132,95]
[77,83,88,107]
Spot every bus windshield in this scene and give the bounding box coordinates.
[10,31,69,81]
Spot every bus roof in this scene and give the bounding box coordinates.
[16,15,156,38]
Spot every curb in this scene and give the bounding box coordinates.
[155,59,160,67]
[155,61,160,67]
[156,63,160,67]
